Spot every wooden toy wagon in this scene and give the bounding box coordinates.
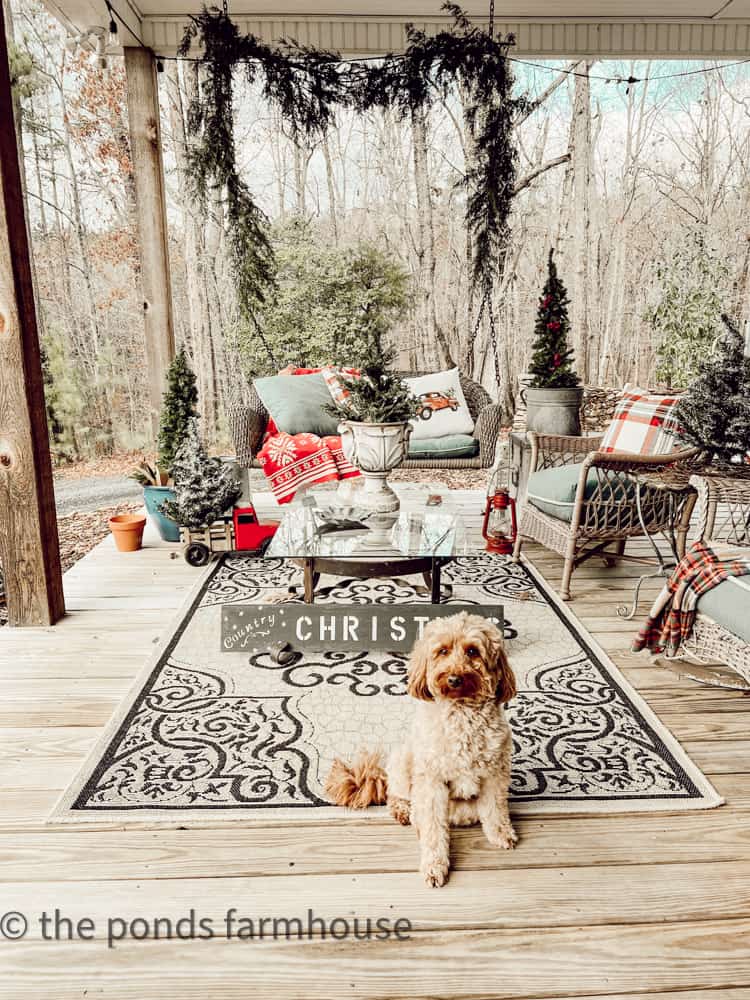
[180,504,278,566]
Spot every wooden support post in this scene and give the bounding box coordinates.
[0,5,64,626]
[124,47,175,437]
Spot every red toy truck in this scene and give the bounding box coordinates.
[181,504,279,566]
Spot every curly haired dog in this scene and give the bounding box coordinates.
[325,611,517,887]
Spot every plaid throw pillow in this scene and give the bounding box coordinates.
[599,385,681,455]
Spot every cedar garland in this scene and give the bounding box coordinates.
[179,2,523,343]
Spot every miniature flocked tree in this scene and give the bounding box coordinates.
[528,249,580,389]
[672,314,750,467]
[157,348,199,477]
[160,418,242,528]
[326,330,418,424]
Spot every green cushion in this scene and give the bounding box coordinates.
[407,434,479,459]
[527,463,636,524]
[697,576,750,644]
[254,373,339,437]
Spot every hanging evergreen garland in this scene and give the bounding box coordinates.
[179,2,522,353]
[179,5,345,327]
[354,4,526,296]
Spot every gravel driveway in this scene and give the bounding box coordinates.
[54,475,143,517]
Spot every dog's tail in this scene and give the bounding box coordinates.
[324,750,387,809]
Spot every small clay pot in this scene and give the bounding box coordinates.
[109,513,147,552]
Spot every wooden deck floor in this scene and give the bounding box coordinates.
[1,493,750,999]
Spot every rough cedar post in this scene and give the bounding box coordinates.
[0,5,64,626]
[124,47,176,436]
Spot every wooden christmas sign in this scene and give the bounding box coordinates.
[221,604,503,654]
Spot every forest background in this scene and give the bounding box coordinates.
[9,0,750,459]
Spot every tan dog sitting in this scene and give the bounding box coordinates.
[326,611,517,887]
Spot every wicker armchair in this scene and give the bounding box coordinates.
[511,431,700,600]
[228,371,502,471]
[678,475,750,683]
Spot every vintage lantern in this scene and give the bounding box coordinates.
[482,475,517,555]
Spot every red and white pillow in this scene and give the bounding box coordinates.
[599,385,682,456]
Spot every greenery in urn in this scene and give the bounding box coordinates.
[160,418,242,529]
[672,314,750,468]
[326,331,418,424]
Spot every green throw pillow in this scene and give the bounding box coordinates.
[254,373,340,437]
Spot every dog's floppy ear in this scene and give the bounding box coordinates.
[494,644,516,704]
[407,635,433,701]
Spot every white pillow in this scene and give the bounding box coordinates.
[405,368,474,440]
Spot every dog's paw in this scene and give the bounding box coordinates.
[421,857,449,888]
[389,797,411,826]
[484,824,518,850]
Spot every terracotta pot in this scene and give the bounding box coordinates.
[109,513,147,552]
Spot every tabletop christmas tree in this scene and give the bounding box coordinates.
[672,313,750,467]
[528,249,580,389]
[159,417,241,528]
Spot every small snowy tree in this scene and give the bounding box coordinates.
[159,418,241,527]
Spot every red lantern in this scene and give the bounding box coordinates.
[482,488,517,555]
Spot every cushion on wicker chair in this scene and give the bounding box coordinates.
[527,463,637,523]
[696,576,750,644]
[407,434,479,459]
[599,386,681,455]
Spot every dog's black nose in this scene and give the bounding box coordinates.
[447,675,462,688]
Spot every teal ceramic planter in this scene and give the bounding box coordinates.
[143,485,180,542]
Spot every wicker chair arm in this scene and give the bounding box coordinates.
[690,473,750,544]
[228,402,267,468]
[473,403,502,466]
[528,432,603,473]
[588,446,701,476]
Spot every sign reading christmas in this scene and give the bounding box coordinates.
[221,604,504,654]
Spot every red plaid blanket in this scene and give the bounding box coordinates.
[257,425,359,505]
[633,540,750,656]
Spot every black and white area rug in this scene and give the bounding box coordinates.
[50,555,722,824]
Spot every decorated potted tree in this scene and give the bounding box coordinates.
[525,249,583,436]
[132,349,199,541]
[328,331,418,513]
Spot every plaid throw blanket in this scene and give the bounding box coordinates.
[633,540,750,656]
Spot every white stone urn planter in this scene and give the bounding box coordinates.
[338,420,412,513]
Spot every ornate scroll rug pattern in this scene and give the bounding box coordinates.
[50,554,722,825]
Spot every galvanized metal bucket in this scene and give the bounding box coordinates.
[521,386,584,436]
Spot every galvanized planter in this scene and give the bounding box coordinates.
[523,386,584,436]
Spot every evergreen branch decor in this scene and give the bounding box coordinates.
[179,3,522,341]
[326,331,418,425]
[672,314,750,468]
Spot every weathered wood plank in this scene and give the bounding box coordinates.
[2,919,750,999]
[0,5,64,626]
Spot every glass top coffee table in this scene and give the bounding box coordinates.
[265,481,471,602]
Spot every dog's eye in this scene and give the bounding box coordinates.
[466,645,479,658]
[438,646,450,656]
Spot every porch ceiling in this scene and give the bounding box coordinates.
[41,0,750,57]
